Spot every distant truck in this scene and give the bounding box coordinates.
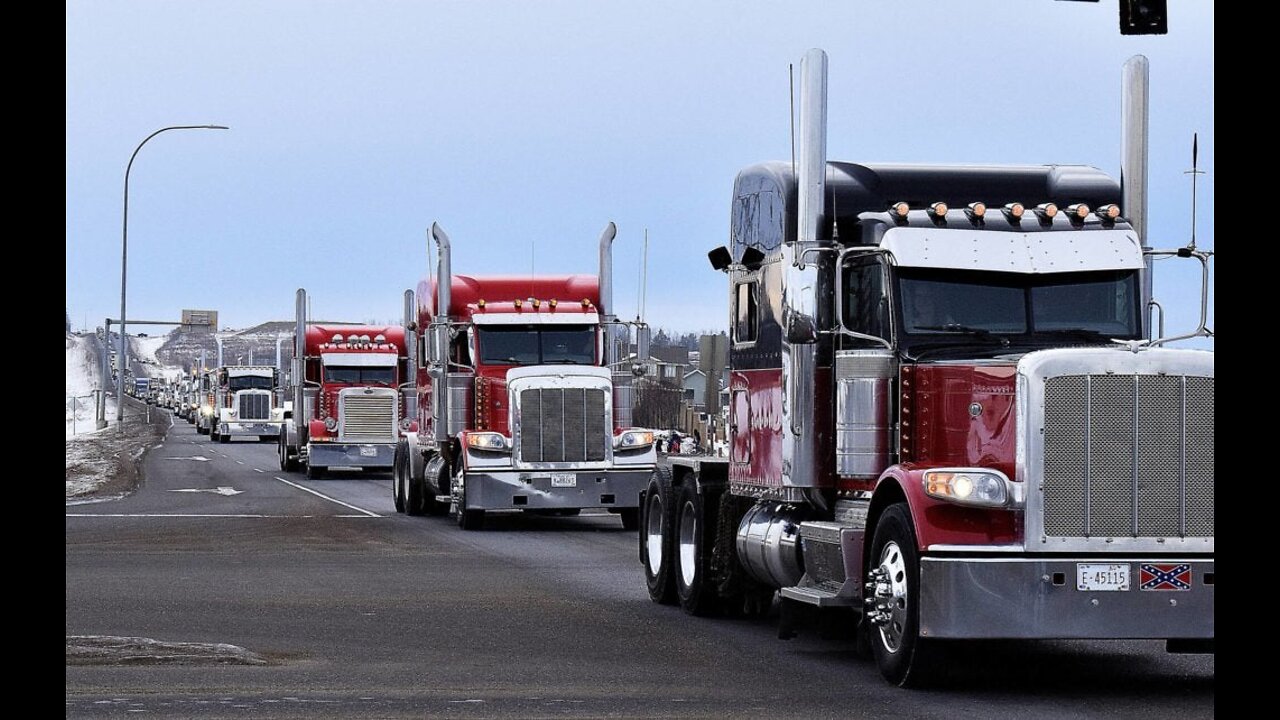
[195,370,217,434]
[394,223,656,529]
[209,365,284,443]
[278,289,411,479]
[133,377,151,399]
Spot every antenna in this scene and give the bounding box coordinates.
[1184,133,1204,251]
[789,63,797,180]
[531,240,536,299]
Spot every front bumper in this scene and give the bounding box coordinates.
[919,556,1215,640]
[461,466,653,511]
[219,421,282,437]
[307,442,395,469]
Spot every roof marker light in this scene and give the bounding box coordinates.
[549,299,558,309]
[1066,203,1090,220]
[966,202,986,220]
[374,334,386,344]
[331,334,343,344]
[1096,203,1121,221]
[581,298,592,308]
[477,299,486,309]
[1034,203,1058,222]
[360,334,371,344]
[514,298,523,309]
[889,201,910,220]
[347,334,359,344]
[532,298,541,309]
[1002,203,1025,221]
[928,202,948,218]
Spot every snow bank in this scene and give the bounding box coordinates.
[65,333,112,440]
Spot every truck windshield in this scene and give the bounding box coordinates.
[477,325,596,365]
[228,376,275,391]
[324,366,395,385]
[898,268,1140,346]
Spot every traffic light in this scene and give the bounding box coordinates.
[1120,0,1168,35]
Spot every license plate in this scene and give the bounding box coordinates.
[550,473,577,488]
[1076,563,1130,591]
[359,447,378,457]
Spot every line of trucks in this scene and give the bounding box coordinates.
[152,50,1213,687]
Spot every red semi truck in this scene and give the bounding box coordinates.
[279,290,412,478]
[639,50,1214,686]
[393,223,657,529]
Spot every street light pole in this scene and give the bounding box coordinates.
[118,124,228,425]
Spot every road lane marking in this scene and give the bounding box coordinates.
[272,476,381,517]
[253,468,265,473]
[236,460,245,465]
[169,487,244,496]
[65,513,379,518]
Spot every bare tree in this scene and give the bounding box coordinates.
[634,378,683,429]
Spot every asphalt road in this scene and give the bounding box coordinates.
[66,420,1214,719]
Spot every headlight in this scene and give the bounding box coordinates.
[922,469,1013,508]
[466,432,509,451]
[324,416,338,432]
[400,418,412,431]
[200,405,213,417]
[615,430,654,449]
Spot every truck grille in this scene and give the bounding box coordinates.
[237,391,271,421]
[339,391,398,442]
[1042,374,1214,539]
[519,388,608,463]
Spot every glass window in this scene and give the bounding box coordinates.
[734,282,758,344]
[323,366,395,385]
[228,375,274,391]
[477,325,595,365]
[841,259,891,342]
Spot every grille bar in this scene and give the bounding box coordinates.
[1042,373,1213,540]
[518,387,607,463]
[237,392,271,421]
[340,393,397,442]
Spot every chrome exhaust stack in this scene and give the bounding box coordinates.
[1122,55,1151,338]
[781,48,829,490]
[598,221,617,366]
[430,223,452,443]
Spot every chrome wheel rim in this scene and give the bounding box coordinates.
[678,500,698,588]
[645,492,665,576]
[876,541,909,653]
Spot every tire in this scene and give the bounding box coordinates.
[305,462,324,480]
[674,480,719,616]
[618,508,639,531]
[406,456,426,516]
[392,441,407,514]
[278,432,299,472]
[867,503,941,687]
[455,474,484,530]
[219,433,230,444]
[641,467,677,605]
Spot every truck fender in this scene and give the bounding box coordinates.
[404,431,427,482]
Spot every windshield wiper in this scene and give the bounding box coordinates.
[1035,328,1113,341]
[915,324,1010,347]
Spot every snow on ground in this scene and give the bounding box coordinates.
[65,333,112,440]
[132,334,167,364]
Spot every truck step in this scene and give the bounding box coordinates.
[780,584,857,608]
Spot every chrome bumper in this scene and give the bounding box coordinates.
[919,556,1215,640]
[461,467,652,511]
[307,442,395,469]
[220,421,282,437]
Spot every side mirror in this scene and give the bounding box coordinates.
[635,323,651,372]
[708,246,732,272]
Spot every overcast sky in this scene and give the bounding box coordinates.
[66,1,1213,341]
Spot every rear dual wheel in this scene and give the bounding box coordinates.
[641,467,677,605]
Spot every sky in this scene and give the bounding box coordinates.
[66,1,1213,343]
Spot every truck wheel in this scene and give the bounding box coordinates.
[406,468,427,516]
[618,508,639,531]
[219,433,230,444]
[456,476,485,530]
[305,462,324,480]
[279,432,299,472]
[391,441,407,514]
[674,480,719,616]
[641,467,677,605]
[867,504,940,687]
[209,427,218,441]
